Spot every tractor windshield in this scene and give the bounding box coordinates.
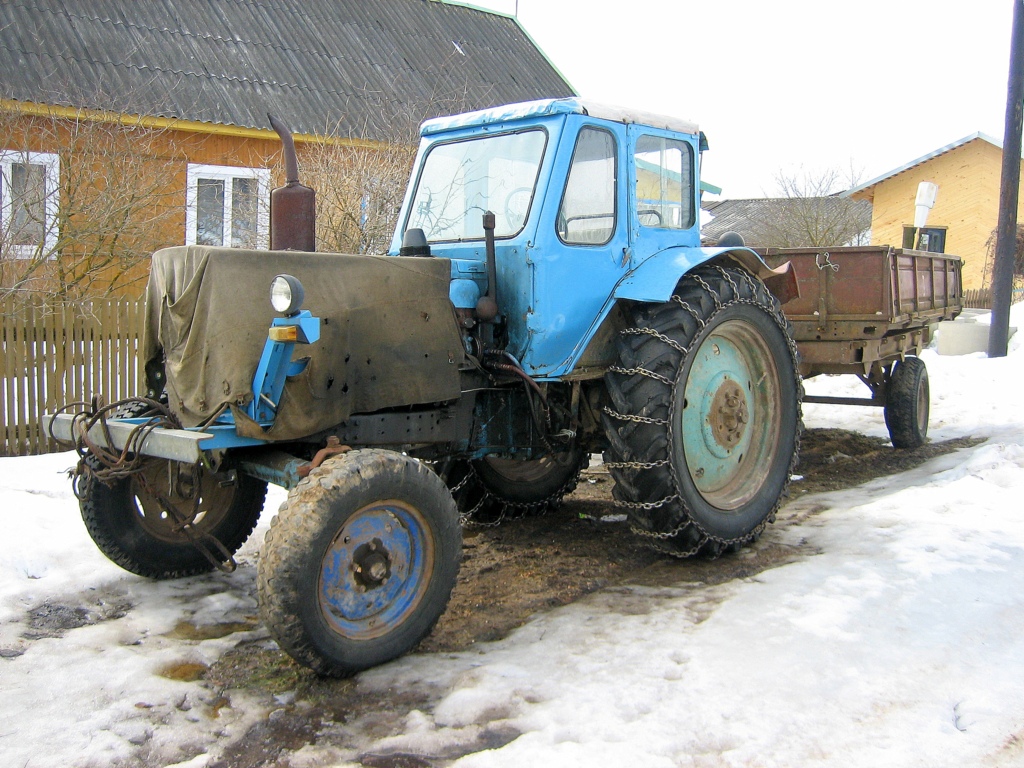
[406,129,547,242]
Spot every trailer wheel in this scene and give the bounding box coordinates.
[258,449,461,677]
[884,357,929,449]
[80,457,267,579]
[603,265,802,557]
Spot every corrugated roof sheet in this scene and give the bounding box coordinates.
[701,197,872,246]
[0,0,575,139]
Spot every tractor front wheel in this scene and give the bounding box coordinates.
[80,456,267,579]
[258,449,461,676]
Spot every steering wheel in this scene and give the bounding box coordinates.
[638,208,664,227]
[503,187,532,231]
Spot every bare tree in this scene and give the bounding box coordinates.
[982,224,1024,292]
[290,65,489,255]
[298,135,417,255]
[744,166,871,248]
[0,107,182,302]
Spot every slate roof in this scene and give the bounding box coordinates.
[701,197,872,247]
[0,0,575,140]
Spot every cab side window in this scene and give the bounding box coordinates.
[634,134,695,230]
[557,127,617,245]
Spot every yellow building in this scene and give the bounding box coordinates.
[847,133,1024,290]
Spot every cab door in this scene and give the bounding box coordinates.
[626,124,702,265]
[520,118,630,376]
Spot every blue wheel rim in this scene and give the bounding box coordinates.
[318,501,434,640]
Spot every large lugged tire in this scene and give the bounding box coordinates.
[603,265,802,557]
[884,356,929,449]
[80,457,267,579]
[258,449,461,677]
[443,448,589,522]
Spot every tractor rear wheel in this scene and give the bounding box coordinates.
[258,449,461,676]
[603,265,802,557]
[441,447,588,523]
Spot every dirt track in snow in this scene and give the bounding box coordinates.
[198,427,982,768]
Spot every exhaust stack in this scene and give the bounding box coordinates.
[268,114,316,252]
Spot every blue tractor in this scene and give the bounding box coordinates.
[50,98,802,676]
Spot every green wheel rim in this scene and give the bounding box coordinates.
[678,318,783,511]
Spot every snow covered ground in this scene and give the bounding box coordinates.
[2,307,1024,767]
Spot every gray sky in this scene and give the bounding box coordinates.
[470,0,1015,198]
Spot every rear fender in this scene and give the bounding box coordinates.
[543,246,800,379]
[613,246,799,305]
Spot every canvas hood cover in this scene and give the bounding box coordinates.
[144,246,465,441]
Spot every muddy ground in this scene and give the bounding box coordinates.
[199,428,982,767]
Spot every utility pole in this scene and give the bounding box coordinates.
[989,0,1024,357]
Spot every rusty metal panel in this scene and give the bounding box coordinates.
[759,246,963,343]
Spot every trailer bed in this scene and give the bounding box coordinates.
[757,246,963,377]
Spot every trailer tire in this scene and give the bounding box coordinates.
[603,265,802,557]
[884,356,929,449]
[258,449,461,677]
[80,457,267,579]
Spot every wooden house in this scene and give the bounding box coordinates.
[0,0,574,299]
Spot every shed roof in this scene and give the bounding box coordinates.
[844,133,1002,199]
[0,0,575,140]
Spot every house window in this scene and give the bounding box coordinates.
[185,164,269,248]
[557,127,617,245]
[634,134,695,230]
[902,225,946,254]
[0,150,60,259]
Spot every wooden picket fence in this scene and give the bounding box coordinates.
[0,296,146,456]
[963,287,1024,309]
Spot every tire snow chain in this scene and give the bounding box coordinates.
[618,326,689,355]
[451,458,583,529]
[602,458,670,470]
[601,406,669,426]
[630,519,706,559]
[57,397,179,500]
[607,273,797,557]
[607,365,674,386]
[135,465,239,574]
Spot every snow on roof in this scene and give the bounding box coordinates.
[421,97,700,136]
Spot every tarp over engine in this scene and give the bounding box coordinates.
[143,246,465,441]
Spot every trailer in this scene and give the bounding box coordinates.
[758,245,963,448]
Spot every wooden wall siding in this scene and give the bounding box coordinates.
[0,112,346,298]
[864,140,1024,290]
[0,297,145,456]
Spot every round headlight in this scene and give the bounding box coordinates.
[270,274,305,316]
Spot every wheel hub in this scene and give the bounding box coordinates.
[710,379,749,449]
[352,541,391,587]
